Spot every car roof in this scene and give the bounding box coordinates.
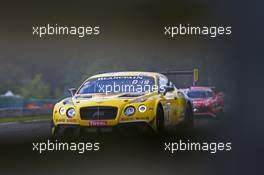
[89,71,164,79]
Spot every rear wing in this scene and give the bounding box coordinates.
[161,68,199,86]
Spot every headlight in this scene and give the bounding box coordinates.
[59,107,66,115]
[124,106,135,116]
[66,108,76,118]
[138,105,147,113]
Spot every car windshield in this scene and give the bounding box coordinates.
[78,76,156,94]
[187,90,213,99]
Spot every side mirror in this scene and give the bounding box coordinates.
[68,88,77,97]
[163,86,174,95]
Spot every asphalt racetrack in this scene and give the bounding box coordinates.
[0,114,231,143]
[0,113,234,175]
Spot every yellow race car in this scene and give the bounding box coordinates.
[51,71,193,135]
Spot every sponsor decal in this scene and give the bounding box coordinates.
[89,120,107,126]
[56,118,77,123]
[121,118,133,121]
[136,117,149,120]
[67,118,77,122]
[56,119,65,122]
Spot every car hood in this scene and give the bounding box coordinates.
[192,99,207,105]
[61,92,156,106]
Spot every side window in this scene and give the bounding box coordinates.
[170,81,177,90]
[158,76,168,92]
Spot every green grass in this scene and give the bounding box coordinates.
[0,115,50,123]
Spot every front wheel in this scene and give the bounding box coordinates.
[156,105,165,133]
[51,126,80,138]
[51,126,66,137]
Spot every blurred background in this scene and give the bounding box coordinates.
[0,1,237,97]
[0,0,259,175]
[0,1,238,115]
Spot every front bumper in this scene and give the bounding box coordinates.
[193,106,216,117]
[54,121,152,133]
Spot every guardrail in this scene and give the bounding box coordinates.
[0,108,53,118]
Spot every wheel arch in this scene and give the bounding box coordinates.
[154,99,164,116]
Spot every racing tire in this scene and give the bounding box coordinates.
[51,126,63,137]
[156,104,165,133]
[183,104,194,129]
[52,126,80,138]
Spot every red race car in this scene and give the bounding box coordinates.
[185,86,224,117]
